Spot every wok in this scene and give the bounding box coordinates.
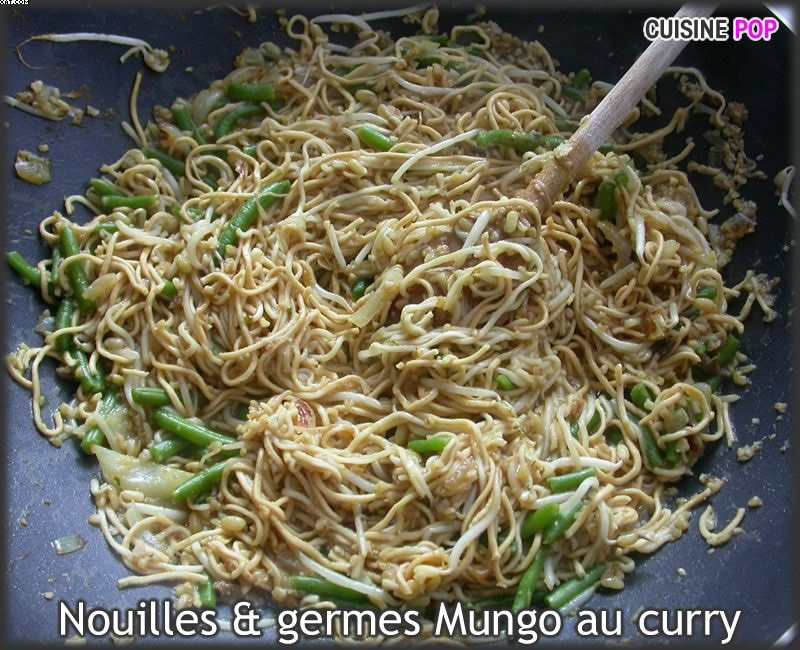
[1,3,794,646]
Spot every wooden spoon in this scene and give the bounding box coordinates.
[524,4,717,216]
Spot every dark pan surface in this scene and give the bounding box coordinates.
[2,5,794,646]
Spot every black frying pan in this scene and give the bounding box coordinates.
[1,4,794,646]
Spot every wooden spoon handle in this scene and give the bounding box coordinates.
[525,4,717,215]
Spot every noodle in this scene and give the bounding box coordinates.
[6,6,772,629]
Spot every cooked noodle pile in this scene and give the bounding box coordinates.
[8,6,768,621]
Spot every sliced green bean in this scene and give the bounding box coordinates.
[521,502,559,539]
[561,84,585,102]
[351,277,373,300]
[547,468,596,494]
[101,195,158,210]
[132,387,172,407]
[213,103,266,141]
[664,440,681,465]
[718,334,740,366]
[605,427,623,445]
[160,280,178,298]
[54,298,76,352]
[243,144,259,157]
[150,435,193,463]
[198,571,217,608]
[7,251,41,287]
[543,502,583,544]
[597,142,615,154]
[544,564,605,610]
[496,374,517,391]
[595,179,617,222]
[475,129,563,153]
[631,382,654,410]
[95,223,118,235]
[513,548,547,612]
[171,105,206,145]
[74,350,105,394]
[80,390,121,454]
[587,410,602,434]
[173,460,229,501]
[216,180,291,258]
[90,178,123,197]
[142,147,185,178]
[407,436,450,455]
[290,576,369,603]
[357,126,397,152]
[696,285,717,301]
[226,83,276,103]
[48,248,63,295]
[153,407,236,448]
[613,169,629,188]
[572,68,592,89]
[638,421,665,469]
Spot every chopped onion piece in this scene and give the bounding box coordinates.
[52,534,87,555]
[15,150,52,185]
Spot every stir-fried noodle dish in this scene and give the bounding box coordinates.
[6,5,780,629]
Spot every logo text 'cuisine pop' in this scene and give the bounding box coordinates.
[643,16,780,42]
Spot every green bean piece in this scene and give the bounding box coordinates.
[61,222,97,311]
[173,460,229,501]
[496,374,517,391]
[101,195,158,210]
[555,116,581,132]
[80,391,121,454]
[572,68,592,89]
[142,147,185,178]
[216,180,291,258]
[213,103,266,141]
[613,169,629,188]
[587,410,602,434]
[160,280,178,299]
[631,383,654,410]
[543,503,583,544]
[198,571,217,609]
[150,436,193,463]
[547,468,597,494]
[95,223,118,235]
[171,105,195,131]
[475,129,563,153]
[407,435,450,455]
[595,179,618,222]
[561,84,585,102]
[694,341,708,357]
[73,350,105,394]
[708,375,722,393]
[605,427,623,445]
[430,33,450,45]
[357,126,397,152]
[521,502,559,539]
[544,564,606,610]
[54,298,76,352]
[49,247,63,295]
[513,548,547,612]
[597,142,615,154]
[718,335,740,366]
[569,420,580,438]
[664,440,681,465]
[7,252,42,288]
[243,144,259,157]
[638,422,665,469]
[225,83,276,103]
[90,178,123,197]
[696,285,718,301]
[692,365,722,393]
[153,407,237,448]
[290,576,370,603]
[132,387,172,407]
[351,277,373,300]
